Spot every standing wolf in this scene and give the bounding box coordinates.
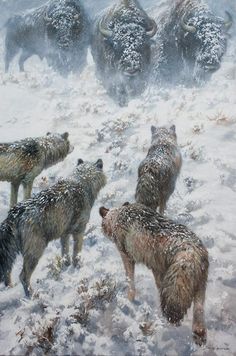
[0,132,73,208]
[100,202,209,346]
[135,125,182,214]
[0,159,106,297]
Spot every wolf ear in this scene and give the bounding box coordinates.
[170,125,176,134]
[151,125,157,135]
[77,159,84,165]
[96,159,103,170]
[62,132,69,140]
[99,206,109,218]
[123,202,130,206]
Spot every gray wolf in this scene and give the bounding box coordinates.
[4,0,90,75]
[99,202,209,346]
[135,125,182,214]
[0,158,106,297]
[91,0,157,106]
[152,0,232,84]
[0,132,73,208]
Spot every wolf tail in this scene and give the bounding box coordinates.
[160,249,208,324]
[135,172,159,210]
[0,208,23,284]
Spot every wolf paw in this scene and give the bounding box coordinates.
[193,326,207,346]
[128,289,136,302]
[73,255,82,268]
[62,256,71,267]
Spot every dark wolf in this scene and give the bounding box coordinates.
[0,132,73,207]
[100,202,209,346]
[91,0,157,106]
[4,0,90,75]
[0,159,106,297]
[152,0,233,84]
[135,125,182,214]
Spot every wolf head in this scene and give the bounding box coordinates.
[99,206,119,241]
[42,132,73,168]
[99,201,130,241]
[150,125,177,145]
[74,158,107,199]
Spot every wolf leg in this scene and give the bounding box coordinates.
[10,182,20,207]
[19,246,45,297]
[192,286,207,346]
[23,181,33,200]
[72,232,84,267]
[152,269,161,289]
[4,271,13,288]
[159,196,166,215]
[60,235,71,266]
[119,251,135,301]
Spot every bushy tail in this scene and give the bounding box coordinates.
[0,214,21,284]
[160,257,196,324]
[135,173,159,210]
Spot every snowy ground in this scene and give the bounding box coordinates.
[0,1,236,355]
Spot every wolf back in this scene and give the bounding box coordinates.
[135,125,182,214]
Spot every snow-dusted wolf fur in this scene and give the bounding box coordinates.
[135,125,182,214]
[0,159,106,297]
[0,132,73,207]
[100,202,209,345]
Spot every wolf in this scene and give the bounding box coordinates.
[100,202,209,346]
[0,132,73,208]
[0,159,106,297]
[135,125,182,214]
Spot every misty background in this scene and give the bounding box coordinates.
[0,0,235,27]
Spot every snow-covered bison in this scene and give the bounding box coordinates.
[91,0,157,106]
[4,0,90,75]
[152,0,233,84]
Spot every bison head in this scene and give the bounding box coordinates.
[99,13,157,79]
[180,10,232,81]
[44,2,82,50]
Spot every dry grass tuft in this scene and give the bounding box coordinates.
[72,277,117,326]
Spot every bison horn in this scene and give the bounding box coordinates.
[181,14,196,33]
[224,11,233,30]
[99,18,112,38]
[146,19,157,38]
[44,11,52,23]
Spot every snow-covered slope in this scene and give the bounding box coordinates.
[0,1,236,355]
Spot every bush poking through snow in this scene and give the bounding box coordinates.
[71,277,117,326]
[17,317,59,355]
[139,321,155,336]
[47,255,63,281]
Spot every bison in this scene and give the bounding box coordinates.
[91,0,157,106]
[152,0,233,85]
[4,0,90,75]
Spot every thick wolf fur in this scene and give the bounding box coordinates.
[100,202,209,346]
[135,125,182,214]
[0,132,73,207]
[0,159,106,297]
